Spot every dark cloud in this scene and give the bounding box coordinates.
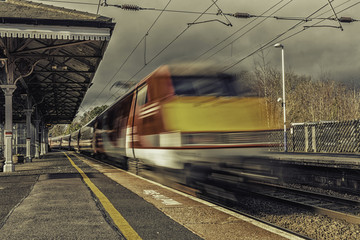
[31,0,360,114]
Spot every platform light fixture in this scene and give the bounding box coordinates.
[274,43,287,152]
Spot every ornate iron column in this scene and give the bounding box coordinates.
[0,56,16,172]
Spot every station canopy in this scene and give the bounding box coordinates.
[0,0,115,124]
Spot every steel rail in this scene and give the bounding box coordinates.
[244,182,360,225]
[252,181,360,206]
[199,194,312,240]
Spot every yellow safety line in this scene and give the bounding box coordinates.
[64,152,142,240]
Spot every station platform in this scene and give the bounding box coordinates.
[267,151,360,169]
[0,151,300,240]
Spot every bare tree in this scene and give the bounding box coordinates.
[252,55,360,125]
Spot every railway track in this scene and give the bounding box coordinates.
[198,194,312,240]
[198,169,360,224]
[191,176,360,239]
[241,182,360,225]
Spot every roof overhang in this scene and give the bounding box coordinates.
[0,16,115,124]
[0,17,115,40]
[0,23,111,41]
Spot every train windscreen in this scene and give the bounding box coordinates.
[171,75,247,97]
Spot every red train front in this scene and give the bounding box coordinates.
[88,64,280,170]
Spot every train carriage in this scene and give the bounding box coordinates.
[49,135,62,149]
[51,64,281,174]
[60,134,71,150]
[70,130,80,152]
[79,123,95,155]
[92,64,280,169]
[130,65,280,169]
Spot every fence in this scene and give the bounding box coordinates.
[287,120,360,153]
[1,121,359,156]
[0,123,36,159]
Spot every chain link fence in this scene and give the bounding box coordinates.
[287,120,360,153]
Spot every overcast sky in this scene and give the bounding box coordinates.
[31,0,360,114]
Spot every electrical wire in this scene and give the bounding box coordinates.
[223,0,359,72]
[96,0,101,14]
[80,0,173,112]
[52,0,360,114]
[196,0,294,62]
[209,0,233,26]
[195,0,360,63]
[339,0,360,12]
[34,0,99,6]
[279,0,359,43]
[274,0,358,44]
[102,0,221,106]
[327,0,344,30]
[222,2,335,71]
[149,8,222,15]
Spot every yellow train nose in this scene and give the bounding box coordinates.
[162,96,281,132]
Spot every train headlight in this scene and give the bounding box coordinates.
[160,132,182,147]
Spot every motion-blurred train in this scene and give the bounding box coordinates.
[49,64,281,175]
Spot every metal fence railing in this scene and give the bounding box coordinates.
[287,120,360,153]
[1,121,359,157]
[0,123,36,159]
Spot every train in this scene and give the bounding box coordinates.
[49,64,281,180]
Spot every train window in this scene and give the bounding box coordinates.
[172,75,238,96]
[136,85,148,106]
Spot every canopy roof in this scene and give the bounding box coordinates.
[0,0,115,124]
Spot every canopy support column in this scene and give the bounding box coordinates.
[34,119,40,159]
[40,124,47,156]
[25,108,33,162]
[44,128,49,154]
[1,85,16,172]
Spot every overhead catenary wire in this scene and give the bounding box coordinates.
[35,0,100,6]
[102,0,222,106]
[303,0,360,28]
[96,0,101,14]
[327,0,344,30]
[40,0,359,115]
[109,0,358,106]
[278,1,359,44]
[80,0,173,113]
[274,1,359,44]
[222,1,339,72]
[223,0,360,72]
[336,0,360,13]
[195,0,294,62]
[246,0,357,65]
[34,0,360,23]
[100,0,358,23]
[206,0,233,26]
[96,0,329,107]
[209,0,339,63]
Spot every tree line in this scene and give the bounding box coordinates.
[249,58,360,125]
[49,105,108,137]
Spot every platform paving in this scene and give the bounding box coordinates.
[0,151,303,240]
[268,151,360,168]
[0,152,202,239]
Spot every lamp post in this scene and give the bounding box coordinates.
[274,43,287,152]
